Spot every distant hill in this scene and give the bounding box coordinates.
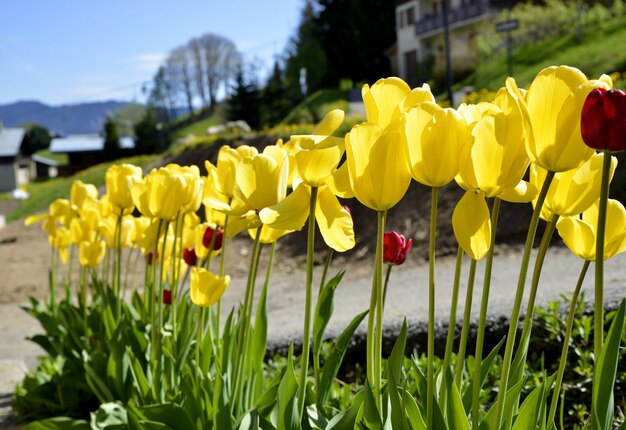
[0,100,132,135]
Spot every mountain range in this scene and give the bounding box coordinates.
[0,100,131,135]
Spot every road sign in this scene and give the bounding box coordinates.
[496,19,519,32]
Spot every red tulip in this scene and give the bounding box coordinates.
[183,248,197,266]
[202,226,223,251]
[163,289,172,305]
[342,205,352,216]
[383,231,413,265]
[581,88,626,152]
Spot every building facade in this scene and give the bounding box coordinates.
[395,0,503,87]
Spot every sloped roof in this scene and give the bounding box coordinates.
[50,134,134,153]
[0,127,26,157]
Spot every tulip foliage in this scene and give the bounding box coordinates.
[20,65,626,430]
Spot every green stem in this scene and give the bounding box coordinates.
[232,225,263,413]
[382,263,393,309]
[66,245,75,300]
[150,220,163,366]
[494,170,555,430]
[427,187,439,430]
[471,197,501,429]
[298,186,318,416]
[196,306,204,390]
[594,150,611,359]
[442,245,463,397]
[509,214,559,393]
[373,210,386,414]
[155,220,170,398]
[217,210,230,340]
[547,260,590,428]
[114,210,123,317]
[455,258,477,387]
[319,248,334,296]
[170,214,183,351]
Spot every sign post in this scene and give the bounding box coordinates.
[496,19,519,77]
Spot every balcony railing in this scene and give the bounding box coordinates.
[415,1,492,36]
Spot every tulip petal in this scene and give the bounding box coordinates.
[362,77,411,128]
[326,162,355,199]
[452,191,491,260]
[295,144,345,187]
[499,180,538,203]
[259,183,311,231]
[315,187,355,252]
[556,217,596,261]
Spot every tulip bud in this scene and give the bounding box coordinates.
[163,290,172,305]
[383,231,412,265]
[183,248,197,266]
[202,227,223,251]
[581,88,626,152]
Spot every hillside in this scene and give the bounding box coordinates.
[462,12,626,92]
[0,100,130,134]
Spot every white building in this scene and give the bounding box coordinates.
[395,0,505,86]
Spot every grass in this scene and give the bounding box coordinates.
[171,105,226,141]
[282,89,349,124]
[6,154,159,222]
[462,14,626,91]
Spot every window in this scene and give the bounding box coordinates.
[406,7,415,25]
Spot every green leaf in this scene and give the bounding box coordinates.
[318,310,368,405]
[446,372,470,430]
[387,366,410,430]
[592,299,625,430]
[278,345,300,430]
[403,390,427,430]
[462,337,505,412]
[90,402,128,429]
[325,391,364,430]
[23,417,91,430]
[250,279,269,371]
[134,403,196,430]
[362,380,383,430]
[313,271,344,358]
[479,378,525,430]
[387,318,408,385]
[511,383,544,430]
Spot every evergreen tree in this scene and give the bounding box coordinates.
[261,62,293,127]
[226,66,261,130]
[102,117,120,161]
[134,107,166,154]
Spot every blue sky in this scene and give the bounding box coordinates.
[0,1,303,105]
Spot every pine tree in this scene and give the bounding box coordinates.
[226,66,261,130]
[261,62,293,127]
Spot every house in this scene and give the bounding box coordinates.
[395,0,509,87]
[50,134,135,176]
[0,121,31,192]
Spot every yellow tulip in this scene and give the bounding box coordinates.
[525,66,610,172]
[49,227,72,263]
[78,240,106,267]
[105,164,143,210]
[260,184,355,252]
[452,191,491,260]
[345,122,412,211]
[131,167,187,220]
[206,144,259,198]
[248,225,291,244]
[456,79,534,203]
[70,217,97,244]
[291,110,346,187]
[70,180,98,211]
[557,199,626,261]
[190,267,230,307]
[531,153,618,219]
[234,145,289,212]
[99,215,135,248]
[362,77,411,129]
[404,102,469,188]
